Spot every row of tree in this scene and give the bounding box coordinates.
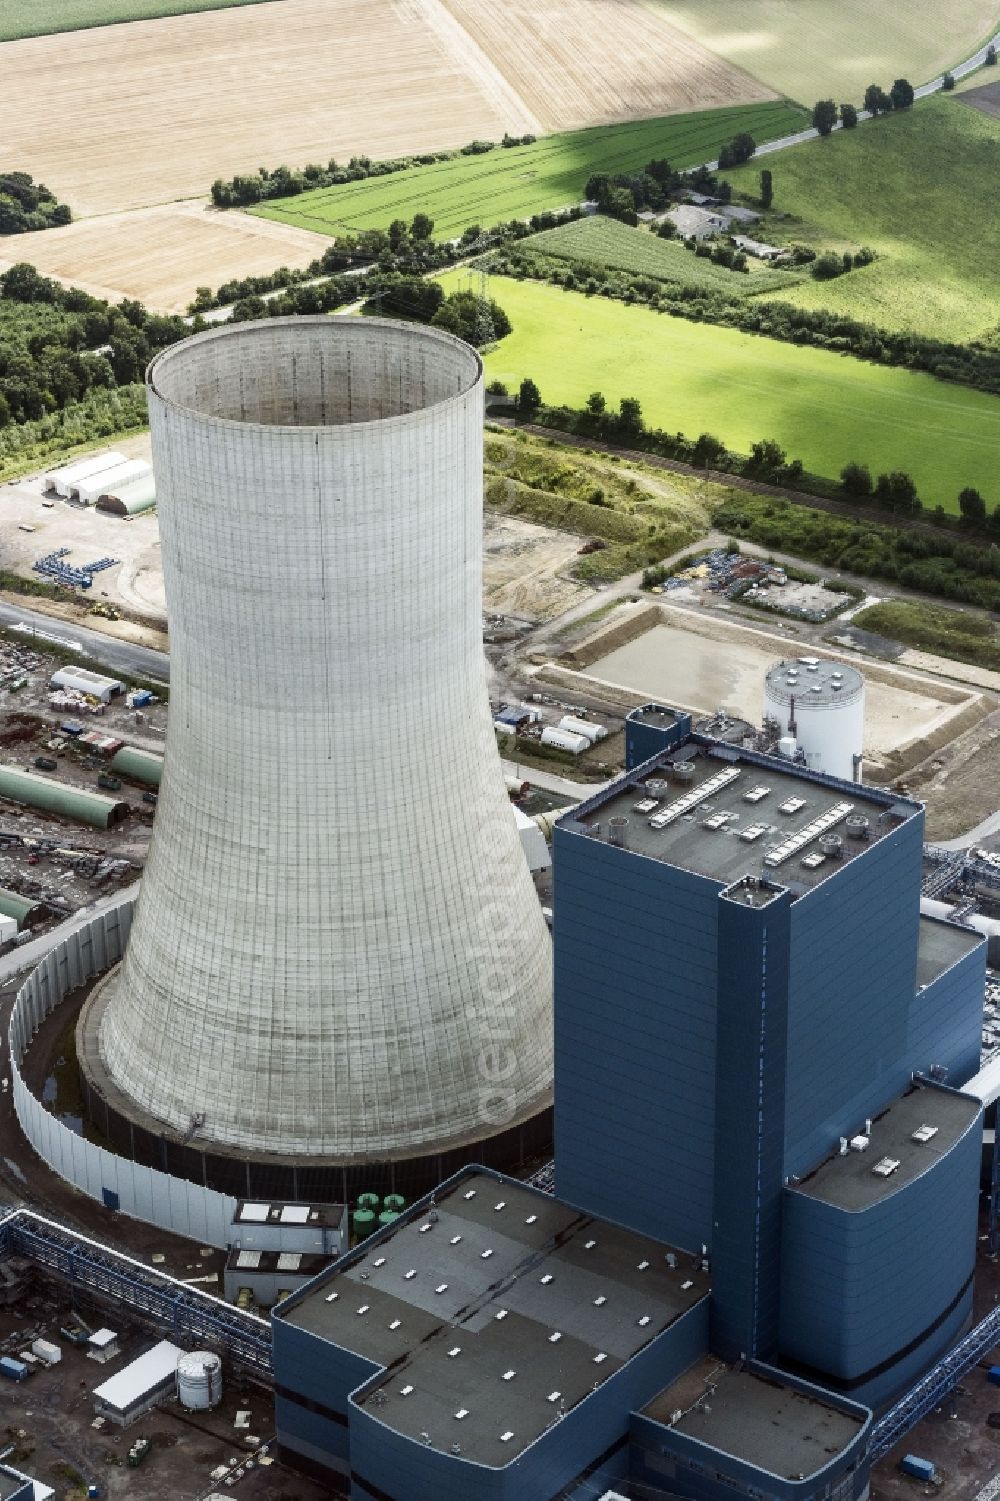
[209,134,537,207]
[0,171,72,235]
[491,245,1000,398]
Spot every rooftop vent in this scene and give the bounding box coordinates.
[450,1235,462,1245]
[849,1135,869,1152]
[778,797,806,815]
[455,1409,469,1420]
[549,1332,562,1344]
[356,1305,369,1316]
[495,1310,508,1321]
[637,1260,650,1271]
[872,1157,901,1178]
[325,1292,339,1303]
[594,1296,607,1307]
[912,1124,939,1143]
[681,1280,694,1291]
[405,1270,417,1280]
[525,1215,537,1225]
[389,1319,401,1330]
[743,785,770,804]
[435,1284,449,1295]
[481,1249,494,1260]
[502,1370,516,1382]
[638,1315,651,1327]
[494,1201,506,1211]
[464,1190,476,1200]
[447,1347,461,1358]
[584,1239,597,1250]
[593,1353,608,1365]
[540,1274,554,1285]
[500,1432,514,1443]
[401,1384,414,1396]
[547,1391,562,1403]
[373,1257,386,1267]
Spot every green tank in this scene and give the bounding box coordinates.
[378,1211,400,1228]
[357,1192,380,1212]
[383,1194,405,1212]
[353,1209,376,1239]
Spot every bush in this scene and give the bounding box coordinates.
[840,461,873,497]
[0,171,72,235]
[812,251,845,280]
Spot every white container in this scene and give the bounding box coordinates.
[558,715,607,744]
[31,1338,61,1365]
[540,727,589,755]
[176,1350,223,1411]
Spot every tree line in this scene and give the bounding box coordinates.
[209,133,537,208]
[0,172,72,235]
[488,244,1000,400]
[0,263,188,427]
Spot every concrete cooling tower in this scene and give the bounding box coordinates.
[78,316,553,1199]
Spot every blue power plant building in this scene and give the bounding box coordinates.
[271,718,988,1500]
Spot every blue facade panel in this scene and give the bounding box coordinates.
[779,1099,981,1405]
[908,931,985,1089]
[625,708,692,771]
[272,1316,380,1475]
[783,816,923,1179]
[553,827,720,1250]
[0,1473,32,1501]
[711,887,791,1361]
[348,1301,710,1501]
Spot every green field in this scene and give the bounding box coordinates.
[251,102,806,240]
[0,0,273,41]
[723,95,1000,341]
[524,215,803,295]
[851,600,1000,670]
[648,0,1000,103]
[456,272,1000,510]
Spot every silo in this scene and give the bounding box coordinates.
[763,658,864,782]
[176,1350,223,1410]
[80,316,552,1197]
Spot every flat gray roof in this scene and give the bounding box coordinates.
[643,1358,863,1479]
[628,704,683,728]
[917,915,982,987]
[794,1082,980,1210]
[280,1173,709,1468]
[570,742,912,894]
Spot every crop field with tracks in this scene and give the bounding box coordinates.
[523,215,803,294]
[456,272,1000,508]
[253,101,805,240]
[0,0,272,41]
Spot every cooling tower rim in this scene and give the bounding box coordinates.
[146,315,483,435]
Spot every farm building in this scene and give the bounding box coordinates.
[667,204,730,239]
[50,667,124,703]
[732,233,786,260]
[0,766,129,828]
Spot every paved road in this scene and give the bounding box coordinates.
[0,601,169,683]
[501,757,604,800]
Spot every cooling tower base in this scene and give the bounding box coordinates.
[76,978,553,1204]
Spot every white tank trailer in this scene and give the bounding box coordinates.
[762,658,864,783]
[176,1350,223,1410]
[82,317,553,1183]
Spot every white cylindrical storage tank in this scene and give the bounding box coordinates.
[763,659,864,782]
[541,727,589,755]
[85,316,552,1173]
[558,715,606,744]
[176,1350,222,1410]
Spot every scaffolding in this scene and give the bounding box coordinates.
[0,1208,271,1380]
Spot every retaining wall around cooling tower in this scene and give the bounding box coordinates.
[89,317,553,1172]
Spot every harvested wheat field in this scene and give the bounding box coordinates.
[0,0,773,220]
[440,0,773,131]
[0,0,537,217]
[0,202,331,311]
